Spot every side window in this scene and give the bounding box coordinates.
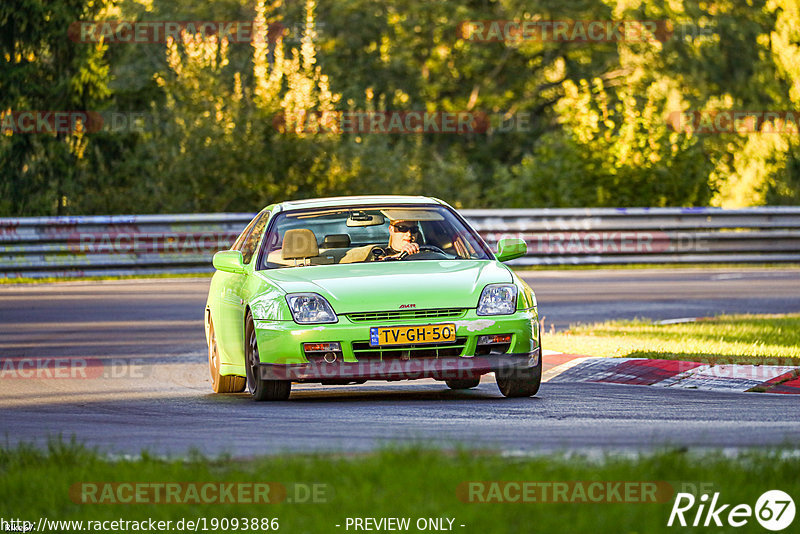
[241,212,270,264]
[231,214,261,252]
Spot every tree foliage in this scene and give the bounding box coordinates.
[1,0,799,215]
[0,0,112,215]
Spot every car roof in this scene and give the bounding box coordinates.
[275,195,445,212]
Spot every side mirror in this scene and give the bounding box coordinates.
[213,250,245,274]
[496,238,527,262]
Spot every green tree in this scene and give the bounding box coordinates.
[0,0,112,216]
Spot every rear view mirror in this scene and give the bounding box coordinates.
[346,211,385,227]
[213,250,245,274]
[496,238,527,262]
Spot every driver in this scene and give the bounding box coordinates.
[377,220,420,259]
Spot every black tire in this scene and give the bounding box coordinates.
[495,336,542,398]
[445,377,481,390]
[207,317,246,393]
[495,364,542,398]
[245,312,291,401]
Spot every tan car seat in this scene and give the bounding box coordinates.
[281,229,319,265]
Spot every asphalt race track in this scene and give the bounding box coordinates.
[1,268,799,456]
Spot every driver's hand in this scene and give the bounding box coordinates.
[399,242,419,255]
[370,246,387,261]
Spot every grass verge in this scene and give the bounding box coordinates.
[1,442,798,533]
[543,313,800,365]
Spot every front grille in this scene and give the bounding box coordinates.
[347,308,466,323]
[352,337,467,361]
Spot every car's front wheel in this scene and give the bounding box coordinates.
[207,317,246,393]
[495,336,542,398]
[245,312,291,401]
[495,364,541,397]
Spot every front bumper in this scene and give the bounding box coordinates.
[258,348,540,382]
[253,309,539,365]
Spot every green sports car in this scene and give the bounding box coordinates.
[205,195,540,401]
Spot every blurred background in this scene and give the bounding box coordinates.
[2,0,799,216]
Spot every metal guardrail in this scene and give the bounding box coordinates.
[471,207,800,266]
[0,213,250,279]
[1,207,799,278]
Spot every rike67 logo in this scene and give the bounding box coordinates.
[668,490,795,531]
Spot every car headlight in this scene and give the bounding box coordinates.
[285,293,338,324]
[477,284,518,316]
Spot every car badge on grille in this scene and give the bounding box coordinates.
[399,304,416,309]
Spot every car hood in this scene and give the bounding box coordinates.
[255,260,512,313]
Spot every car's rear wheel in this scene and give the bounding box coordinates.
[495,336,542,398]
[445,377,481,389]
[207,317,246,393]
[245,312,291,401]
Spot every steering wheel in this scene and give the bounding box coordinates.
[372,246,403,261]
[398,245,448,260]
[418,245,447,255]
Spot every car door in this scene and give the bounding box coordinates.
[214,211,269,362]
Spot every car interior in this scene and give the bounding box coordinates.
[262,207,481,268]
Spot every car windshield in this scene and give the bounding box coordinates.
[258,205,492,269]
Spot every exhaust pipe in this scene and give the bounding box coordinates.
[323,352,338,364]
